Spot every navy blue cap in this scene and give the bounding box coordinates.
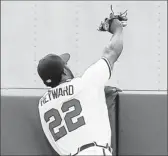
[37,53,70,86]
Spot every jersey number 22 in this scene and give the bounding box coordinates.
[44,99,86,141]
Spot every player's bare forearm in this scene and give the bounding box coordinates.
[99,5,127,68]
[103,19,124,65]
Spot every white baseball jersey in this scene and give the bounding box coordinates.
[38,58,112,155]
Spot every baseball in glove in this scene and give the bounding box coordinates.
[98,5,128,33]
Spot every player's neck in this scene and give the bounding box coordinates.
[59,76,72,84]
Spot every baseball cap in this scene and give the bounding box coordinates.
[37,53,70,86]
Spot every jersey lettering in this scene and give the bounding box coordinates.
[44,99,85,141]
[44,109,67,141]
[62,99,85,132]
[41,85,74,106]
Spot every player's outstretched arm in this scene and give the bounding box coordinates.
[102,19,124,68]
[98,5,128,75]
[81,6,127,87]
[81,22,124,87]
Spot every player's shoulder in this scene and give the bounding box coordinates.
[67,77,83,90]
[85,58,110,72]
[69,77,82,84]
[64,77,84,95]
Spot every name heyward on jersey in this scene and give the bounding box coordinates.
[40,85,74,106]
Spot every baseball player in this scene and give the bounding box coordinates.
[38,6,127,156]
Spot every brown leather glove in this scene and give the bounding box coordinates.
[98,5,128,33]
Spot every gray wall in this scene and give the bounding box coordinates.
[1,94,117,156]
[118,92,167,155]
[1,96,56,155]
[1,92,167,155]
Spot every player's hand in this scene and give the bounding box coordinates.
[98,5,128,34]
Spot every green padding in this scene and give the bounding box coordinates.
[1,92,167,155]
[1,96,57,155]
[1,88,119,155]
[118,92,167,155]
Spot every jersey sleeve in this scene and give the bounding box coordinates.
[81,57,113,87]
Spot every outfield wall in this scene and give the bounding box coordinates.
[1,91,167,155]
[1,1,167,90]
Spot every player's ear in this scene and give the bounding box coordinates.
[62,68,67,76]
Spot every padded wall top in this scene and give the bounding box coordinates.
[1,96,56,155]
[1,92,167,155]
[1,95,117,155]
[118,92,167,155]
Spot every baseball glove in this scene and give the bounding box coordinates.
[98,5,128,33]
